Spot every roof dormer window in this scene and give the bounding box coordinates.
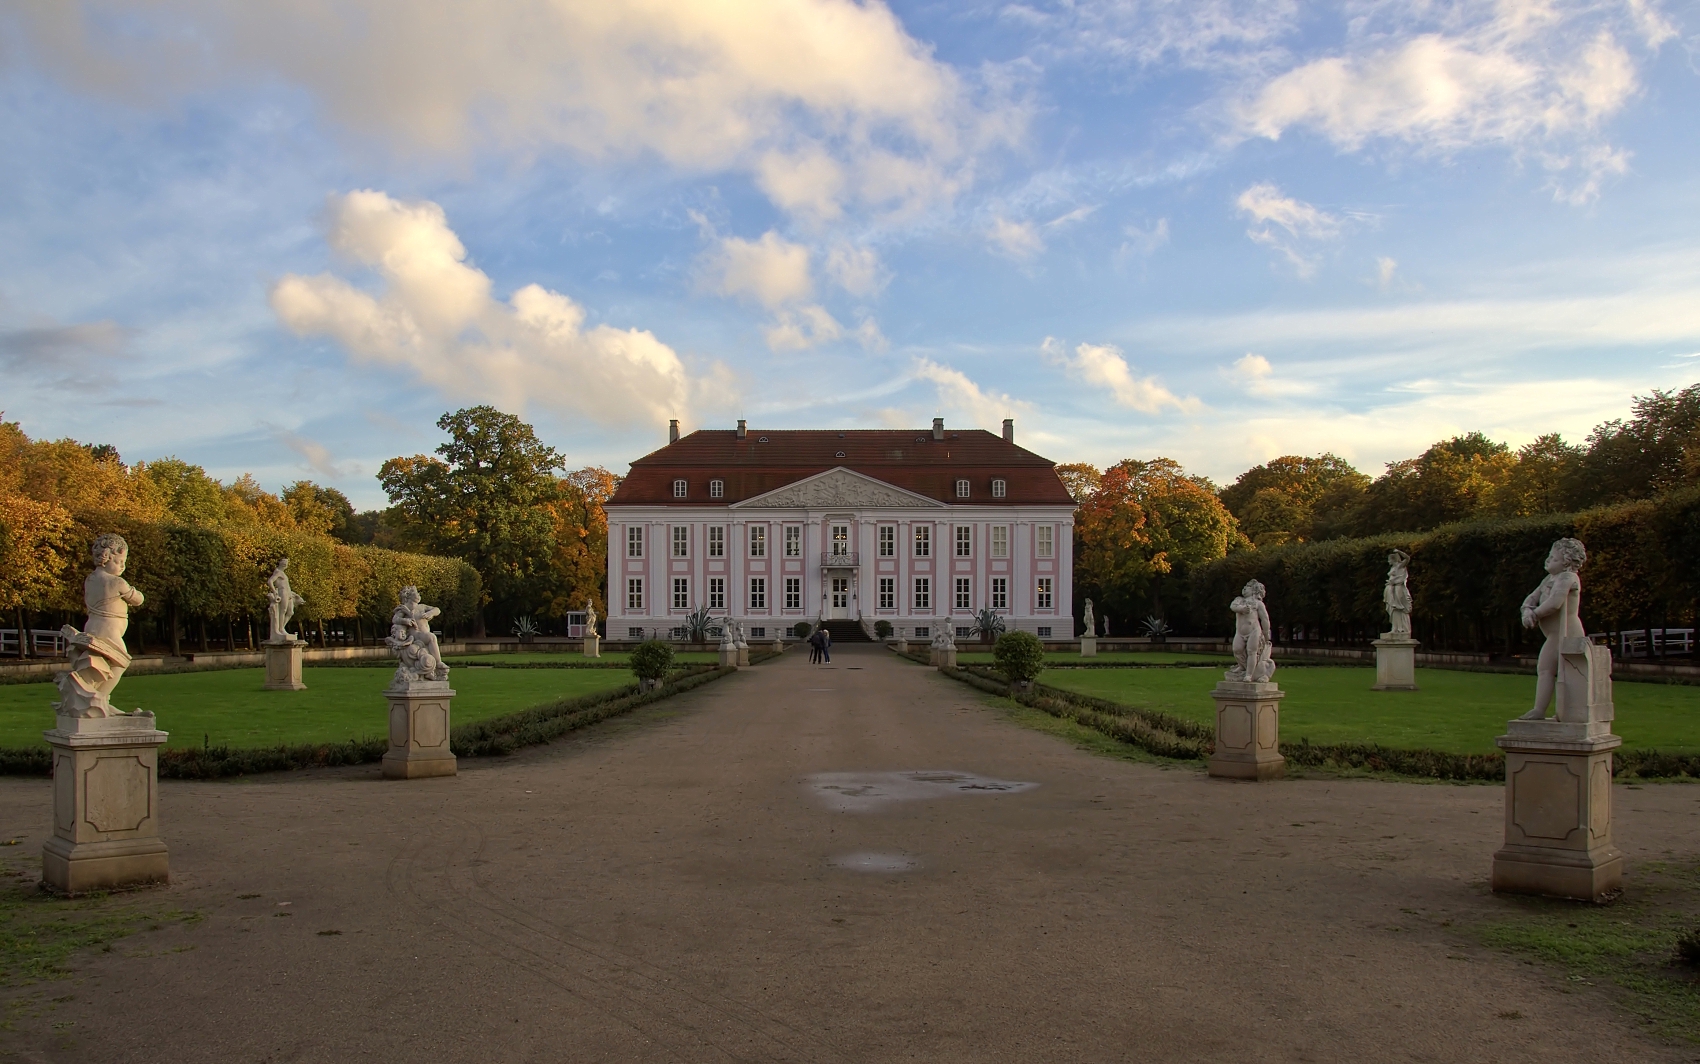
[672,479,687,498]
[955,479,970,498]
[991,478,1006,498]
[709,479,724,499]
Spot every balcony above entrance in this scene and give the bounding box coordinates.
[821,553,860,568]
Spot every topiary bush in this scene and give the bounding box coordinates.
[629,639,675,683]
[793,621,813,639]
[993,630,1046,684]
[874,620,893,639]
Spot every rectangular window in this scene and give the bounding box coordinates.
[709,479,724,498]
[877,525,895,557]
[914,526,931,557]
[991,526,1008,558]
[708,526,725,557]
[672,479,687,498]
[1036,525,1054,558]
[749,577,766,610]
[785,577,802,610]
[955,526,972,557]
[991,577,1008,610]
[1037,626,1052,638]
[784,526,801,557]
[672,526,688,558]
[956,626,972,639]
[672,577,690,610]
[627,626,643,638]
[751,627,765,639]
[626,526,644,558]
[830,524,849,557]
[878,577,895,610]
[992,478,1007,499]
[955,479,970,498]
[749,526,766,557]
[913,577,931,610]
[708,577,725,610]
[954,577,971,610]
[626,578,643,610]
[914,626,930,639]
[1036,577,1053,609]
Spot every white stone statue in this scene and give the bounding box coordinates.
[1081,599,1096,638]
[1383,549,1412,638]
[1226,579,1276,684]
[265,558,307,644]
[54,534,147,718]
[1101,615,1109,637]
[718,623,735,651]
[583,599,597,635]
[386,586,449,685]
[1518,538,1592,722]
[733,621,749,649]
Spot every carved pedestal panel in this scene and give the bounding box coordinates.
[1080,636,1097,658]
[582,633,600,659]
[263,641,306,691]
[736,646,750,667]
[1492,727,1622,901]
[936,647,957,670]
[383,681,457,780]
[1371,637,1419,691]
[1208,681,1286,781]
[42,714,170,893]
[719,645,739,668]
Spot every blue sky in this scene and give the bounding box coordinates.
[3,1,1698,508]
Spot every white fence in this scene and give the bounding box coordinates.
[1618,628,1695,658]
[0,629,69,657]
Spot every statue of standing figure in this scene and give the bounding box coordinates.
[1081,599,1096,638]
[1226,579,1276,684]
[266,558,307,644]
[387,586,449,684]
[1518,538,1590,722]
[54,534,147,718]
[1383,549,1413,638]
[583,599,597,635]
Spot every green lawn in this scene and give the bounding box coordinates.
[955,651,1234,666]
[444,651,721,665]
[0,666,638,750]
[1038,666,1700,754]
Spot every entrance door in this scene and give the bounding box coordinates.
[830,577,850,619]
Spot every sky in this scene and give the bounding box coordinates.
[2,0,1698,509]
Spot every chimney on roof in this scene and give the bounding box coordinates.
[736,419,747,439]
[669,419,679,444]
[1002,418,1014,443]
[932,417,945,441]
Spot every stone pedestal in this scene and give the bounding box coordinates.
[1372,636,1419,691]
[263,640,306,691]
[1491,720,1623,901]
[719,644,738,668]
[582,633,600,658]
[736,646,750,667]
[1208,681,1285,780]
[936,647,957,670]
[1080,636,1097,658]
[42,713,170,893]
[383,680,457,780]
[894,636,908,654]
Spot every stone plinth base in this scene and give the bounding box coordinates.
[719,646,738,668]
[936,648,957,670]
[1080,636,1097,658]
[582,633,600,659]
[1372,636,1419,691]
[736,646,750,667]
[383,681,457,780]
[1492,728,1622,901]
[43,714,170,893]
[1208,681,1285,780]
[894,637,908,654]
[263,641,306,691]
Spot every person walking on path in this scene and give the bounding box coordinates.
[820,626,832,663]
[808,627,823,664]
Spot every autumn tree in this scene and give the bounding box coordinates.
[1351,433,1519,535]
[1576,383,1700,504]
[1218,454,1369,545]
[539,466,620,622]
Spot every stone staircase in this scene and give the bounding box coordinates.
[820,620,874,643]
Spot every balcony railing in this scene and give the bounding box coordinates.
[820,552,860,567]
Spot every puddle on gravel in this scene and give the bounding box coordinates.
[830,851,918,873]
[806,771,1038,813]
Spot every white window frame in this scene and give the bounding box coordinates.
[672,479,687,499]
[913,577,931,610]
[991,576,1008,610]
[954,526,972,558]
[708,577,725,610]
[954,577,971,610]
[991,478,1006,499]
[877,525,895,557]
[749,577,766,610]
[749,526,766,558]
[829,523,850,557]
[1036,576,1053,609]
[991,526,1008,558]
[626,577,644,610]
[784,577,802,610]
[955,478,970,498]
[672,577,690,610]
[784,526,802,557]
[672,526,689,558]
[914,526,931,558]
[626,526,644,558]
[708,526,725,557]
[878,577,895,610]
[709,479,724,499]
[1036,525,1054,559]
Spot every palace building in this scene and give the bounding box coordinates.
[604,418,1076,642]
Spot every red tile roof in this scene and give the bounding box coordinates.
[608,429,1074,506]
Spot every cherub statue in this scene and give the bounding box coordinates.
[266,557,307,644]
[1082,599,1096,637]
[1518,538,1588,722]
[1383,549,1412,638]
[55,533,147,717]
[1226,579,1276,684]
[386,585,449,684]
[583,599,597,635]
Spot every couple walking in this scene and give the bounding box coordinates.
[808,625,833,664]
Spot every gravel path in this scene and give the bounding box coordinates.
[1,644,1694,1062]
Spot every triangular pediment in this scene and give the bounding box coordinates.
[731,467,946,509]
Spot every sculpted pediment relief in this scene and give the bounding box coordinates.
[733,467,945,509]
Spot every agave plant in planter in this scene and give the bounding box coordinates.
[511,615,540,642]
[1141,615,1171,644]
[971,607,1006,644]
[682,605,716,645]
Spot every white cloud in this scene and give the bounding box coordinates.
[1043,338,1199,414]
[271,190,711,427]
[698,231,814,309]
[825,243,889,297]
[854,317,890,352]
[1235,183,1340,277]
[989,217,1045,259]
[277,429,354,479]
[764,304,843,351]
[1004,0,1300,72]
[1224,352,1314,398]
[911,358,1032,428]
[1119,218,1170,258]
[16,0,1020,221]
[1375,256,1399,291]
